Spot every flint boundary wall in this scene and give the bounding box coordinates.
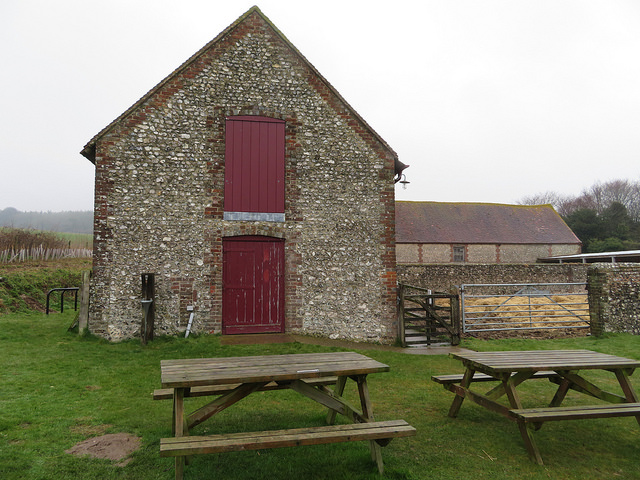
[398,263,640,337]
[588,264,640,336]
[397,264,588,294]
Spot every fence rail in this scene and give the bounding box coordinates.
[461,282,589,333]
[0,247,92,263]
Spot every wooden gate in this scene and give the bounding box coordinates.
[222,236,284,334]
[398,284,461,347]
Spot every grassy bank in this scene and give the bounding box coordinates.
[1,312,639,479]
[0,258,91,313]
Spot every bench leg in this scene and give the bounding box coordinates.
[175,457,184,480]
[614,369,640,427]
[355,375,384,474]
[327,376,348,425]
[448,368,475,418]
[516,420,544,465]
[550,377,571,407]
[501,376,544,463]
[173,388,189,478]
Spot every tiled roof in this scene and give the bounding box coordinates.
[396,201,581,245]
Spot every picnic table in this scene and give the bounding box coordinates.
[158,351,415,479]
[432,349,640,464]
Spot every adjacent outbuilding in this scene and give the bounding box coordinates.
[396,201,581,264]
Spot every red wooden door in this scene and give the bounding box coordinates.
[224,116,285,213]
[222,236,284,334]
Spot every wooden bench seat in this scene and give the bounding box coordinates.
[153,376,337,400]
[161,420,415,461]
[431,371,559,385]
[509,402,640,422]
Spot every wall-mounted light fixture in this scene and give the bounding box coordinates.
[399,174,410,189]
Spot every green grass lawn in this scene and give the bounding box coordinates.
[2,312,640,480]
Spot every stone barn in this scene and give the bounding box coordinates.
[396,201,581,264]
[80,7,402,343]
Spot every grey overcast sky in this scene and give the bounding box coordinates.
[1,0,639,212]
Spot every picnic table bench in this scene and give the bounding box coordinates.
[431,370,560,385]
[158,352,415,479]
[432,349,640,464]
[152,376,338,400]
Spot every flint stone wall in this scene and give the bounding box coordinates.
[588,264,640,336]
[397,263,588,293]
[88,11,397,343]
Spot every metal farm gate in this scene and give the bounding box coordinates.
[460,282,590,334]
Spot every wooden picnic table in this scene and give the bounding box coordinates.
[433,349,640,464]
[159,351,415,479]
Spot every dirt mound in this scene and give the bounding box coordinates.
[65,432,141,467]
[20,295,45,312]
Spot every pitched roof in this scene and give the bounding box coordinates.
[396,201,581,245]
[80,6,398,168]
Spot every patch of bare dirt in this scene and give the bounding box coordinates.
[65,432,141,467]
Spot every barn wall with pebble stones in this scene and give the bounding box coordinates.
[88,10,398,343]
[588,264,640,336]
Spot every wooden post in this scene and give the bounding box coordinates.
[78,271,90,334]
[141,273,155,345]
[398,284,406,347]
[450,287,461,345]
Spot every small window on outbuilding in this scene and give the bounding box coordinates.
[453,246,466,263]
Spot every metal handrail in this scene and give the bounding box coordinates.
[46,288,79,315]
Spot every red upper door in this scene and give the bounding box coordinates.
[222,236,284,334]
[224,116,285,213]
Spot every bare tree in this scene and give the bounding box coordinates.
[584,179,640,221]
[556,194,597,217]
[518,178,640,220]
[517,191,560,207]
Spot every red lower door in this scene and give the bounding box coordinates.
[222,236,284,334]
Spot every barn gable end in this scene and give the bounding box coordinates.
[81,7,399,343]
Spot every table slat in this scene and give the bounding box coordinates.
[161,352,389,388]
[450,350,640,373]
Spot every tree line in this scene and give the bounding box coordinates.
[3,179,639,254]
[0,208,93,234]
[518,179,640,253]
